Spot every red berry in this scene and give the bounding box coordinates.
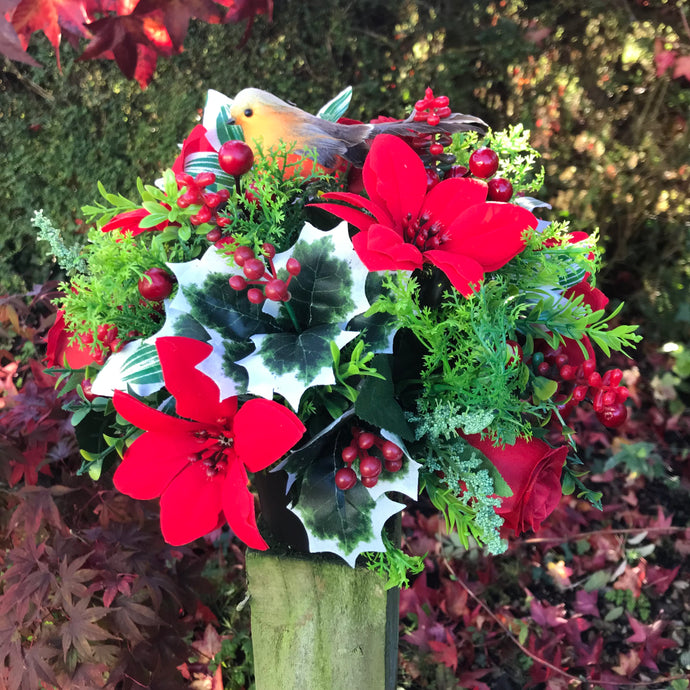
[206,228,222,243]
[234,246,255,266]
[80,379,97,402]
[444,165,469,179]
[559,364,576,381]
[229,275,248,291]
[588,372,603,388]
[582,359,597,377]
[429,142,444,156]
[177,190,201,208]
[335,467,357,490]
[572,384,589,402]
[190,206,212,225]
[506,340,523,366]
[216,215,233,227]
[218,140,254,176]
[109,338,124,353]
[384,458,403,472]
[361,476,378,488]
[359,454,382,477]
[202,192,223,208]
[243,258,266,280]
[341,446,358,464]
[537,361,551,376]
[381,441,403,462]
[286,258,301,276]
[468,147,499,178]
[247,288,265,304]
[138,267,175,301]
[426,114,440,126]
[554,353,569,368]
[175,172,194,188]
[596,402,628,428]
[357,432,376,450]
[487,177,513,202]
[265,279,288,301]
[261,242,276,259]
[602,368,623,386]
[194,172,216,188]
[616,387,630,402]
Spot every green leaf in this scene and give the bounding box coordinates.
[316,86,353,122]
[216,103,244,143]
[532,376,558,403]
[355,354,413,441]
[139,213,168,229]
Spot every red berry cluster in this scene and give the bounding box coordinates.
[334,428,404,490]
[175,172,232,228]
[228,243,301,304]
[413,88,451,126]
[410,88,454,172]
[467,147,513,202]
[533,350,629,427]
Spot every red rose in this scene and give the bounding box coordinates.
[464,434,567,535]
[45,310,101,369]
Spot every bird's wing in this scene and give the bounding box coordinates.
[296,117,373,168]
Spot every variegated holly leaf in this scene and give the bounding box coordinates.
[284,413,420,566]
[238,221,370,408]
[346,272,398,354]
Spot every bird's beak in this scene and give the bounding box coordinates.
[226,117,236,125]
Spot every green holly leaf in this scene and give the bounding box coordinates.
[355,355,413,441]
[347,272,398,353]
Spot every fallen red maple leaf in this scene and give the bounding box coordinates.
[428,628,458,672]
[625,614,678,671]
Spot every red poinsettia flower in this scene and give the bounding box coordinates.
[112,337,305,548]
[101,208,170,236]
[315,134,538,297]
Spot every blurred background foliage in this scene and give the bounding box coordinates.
[1,0,689,343]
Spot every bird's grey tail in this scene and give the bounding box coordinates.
[370,112,488,139]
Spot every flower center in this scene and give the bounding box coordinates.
[401,212,446,251]
[190,428,234,477]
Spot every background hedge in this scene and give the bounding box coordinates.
[2,0,689,341]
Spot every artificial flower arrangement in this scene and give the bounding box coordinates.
[37,86,640,583]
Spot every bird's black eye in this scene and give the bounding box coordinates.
[244,108,253,118]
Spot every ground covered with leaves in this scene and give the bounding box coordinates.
[0,280,688,689]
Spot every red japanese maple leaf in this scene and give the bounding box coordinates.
[316,134,537,297]
[113,336,305,548]
[625,614,678,671]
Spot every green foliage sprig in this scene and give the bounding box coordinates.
[33,210,87,275]
[363,531,425,589]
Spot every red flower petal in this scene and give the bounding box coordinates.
[421,177,488,229]
[317,191,392,230]
[113,430,197,499]
[222,460,268,550]
[352,225,424,272]
[159,462,225,545]
[101,209,149,236]
[171,124,216,175]
[423,249,485,297]
[234,398,305,473]
[45,311,100,369]
[444,203,535,271]
[156,337,238,425]
[363,134,426,228]
[113,390,201,434]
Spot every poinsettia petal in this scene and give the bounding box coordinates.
[443,203,536,271]
[363,134,426,228]
[222,460,268,550]
[423,249,485,298]
[352,225,424,272]
[234,398,305,472]
[113,430,197,499]
[317,192,392,230]
[159,462,225,545]
[156,337,238,424]
[113,390,200,434]
[101,209,148,236]
[422,177,488,228]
